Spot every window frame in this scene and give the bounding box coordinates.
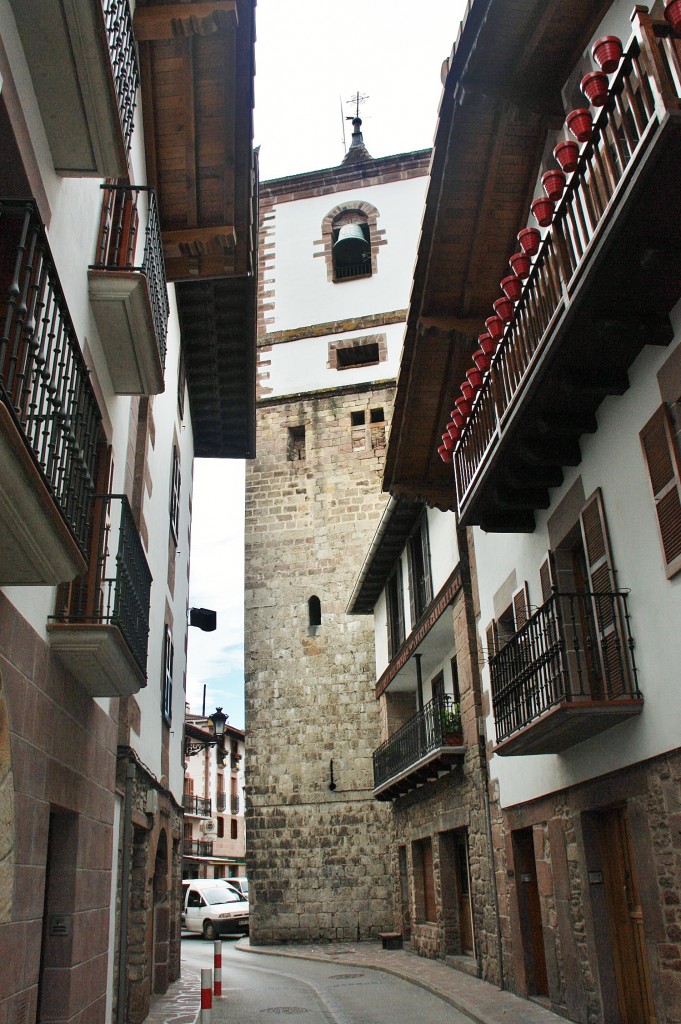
[162,623,174,724]
[170,446,181,543]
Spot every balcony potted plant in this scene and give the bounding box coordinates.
[591,35,623,74]
[517,227,540,256]
[553,139,579,173]
[665,0,681,32]
[531,195,555,227]
[566,107,593,143]
[581,70,609,106]
[439,702,463,744]
[484,315,505,340]
[542,168,566,203]
[438,444,453,463]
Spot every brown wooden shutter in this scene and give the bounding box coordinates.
[421,515,433,605]
[407,540,417,629]
[486,620,498,661]
[423,838,436,922]
[579,489,627,696]
[640,404,681,579]
[512,583,530,630]
[539,552,557,603]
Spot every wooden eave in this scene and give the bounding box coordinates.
[384,0,611,511]
[135,0,255,282]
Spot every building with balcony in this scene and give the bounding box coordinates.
[348,498,496,970]
[384,0,681,1020]
[183,712,246,881]
[244,124,431,943]
[0,2,256,1022]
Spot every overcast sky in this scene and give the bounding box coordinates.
[185,0,468,730]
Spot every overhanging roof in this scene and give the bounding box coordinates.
[348,497,424,615]
[384,0,611,510]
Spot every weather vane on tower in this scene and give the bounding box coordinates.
[340,91,369,154]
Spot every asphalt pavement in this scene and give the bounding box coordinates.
[146,935,569,1024]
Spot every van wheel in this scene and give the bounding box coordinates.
[202,920,217,941]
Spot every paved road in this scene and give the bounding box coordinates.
[181,935,471,1024]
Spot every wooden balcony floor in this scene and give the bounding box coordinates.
[373,745,465,801]
[494,697,644,756]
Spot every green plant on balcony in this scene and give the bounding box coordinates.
[439,702,462,742]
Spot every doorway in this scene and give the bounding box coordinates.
[398,845,411,941]
[592,806,656,1024]
[512,827,548,997]
[440,830,475,956]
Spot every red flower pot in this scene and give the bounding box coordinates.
[455,396,471,418]
[592,35,623,74]
[665,0,681,31]
[500,274,522,302]
[461,380,475,401]
[472,349,491,372]
[553,140,579,173]
[542,168,566,202]
[581,71,609,107]
[438,444,453,463]
[451,408,466,429]
[479,332,498,354]
[509,251,531,279]
[493,296,514,324]
[517,227,540,256]
[531,196,555,228]
[446,422,461,441]
[567,108,593,143]
[467,367,483,390]
[484,316,505,340]
[442,432,455,451]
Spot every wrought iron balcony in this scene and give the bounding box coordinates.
[231,796,240,815]
[216,794,227,813]
[184,795,212,818]
[490,590,642,756]
[0,200,102,584]
[10,0,138,176]
[184,840,213,858]
[454,12,681,531]
[89,185,168,395]
[48,494,152,698]
[373,696,465,802]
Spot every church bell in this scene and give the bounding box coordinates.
[333,223,370,265]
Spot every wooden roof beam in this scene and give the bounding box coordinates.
[134,1,238,42]
[162,225,237,255]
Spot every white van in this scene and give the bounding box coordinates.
[181,879,249,940]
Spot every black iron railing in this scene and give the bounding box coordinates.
[184,795,212,817]
[91,184,169,368]
[335,261,372,281]
[373,696,462,791]
[102,0,139,157]
[184,840,213,857]
[490,590,641,745]
[0,200,101,556]
[230,796,239,815]
[52,494,152,675]
[216,793,226,813]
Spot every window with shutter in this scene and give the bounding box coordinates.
[407,514,433,626]
[386,561,405,659]
[640,404,681,579]
[539,552,557,603]
[512,583,530,629]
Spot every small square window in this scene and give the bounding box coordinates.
[351,411,366,427]
[287,425,306,461]
[336,342,379,369]
[370,407,384,423]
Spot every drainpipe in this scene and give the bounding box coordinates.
[117,757,135,1024]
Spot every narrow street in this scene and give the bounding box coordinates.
[180,937,468,1024]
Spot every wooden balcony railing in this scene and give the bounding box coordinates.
[184,795,212,817]
[184,840,213,857]
[52,494,152,675]
[373,696,464,799]
[490,589,642,754]
[0,200,101,557]
[455,12,681,524]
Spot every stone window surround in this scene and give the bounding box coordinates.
[328,332,387,370]
[316,200,385,283]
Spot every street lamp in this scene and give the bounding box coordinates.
[184,706,228,758]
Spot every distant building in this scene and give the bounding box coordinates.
[183,712,246,881]
[244,121,430,943]
[0,2,256,1022]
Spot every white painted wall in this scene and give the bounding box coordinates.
[264,321,404,399]
[266,174,428,335]
[476,308,681,809]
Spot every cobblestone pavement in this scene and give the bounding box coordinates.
[148,939,568,1024]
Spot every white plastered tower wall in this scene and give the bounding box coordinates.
[245,148,430,944]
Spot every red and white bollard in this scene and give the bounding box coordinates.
[214,939,222,997]
[200,967,212,1023]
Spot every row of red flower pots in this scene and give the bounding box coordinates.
[438,27,646,465]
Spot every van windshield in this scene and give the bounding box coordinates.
[203,887,245,905]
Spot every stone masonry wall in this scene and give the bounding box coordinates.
[244,383,396,943]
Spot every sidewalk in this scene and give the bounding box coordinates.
[148,939,569,1024]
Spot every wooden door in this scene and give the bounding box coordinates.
[597,807,656,1024]
[398,845,411,941]
[513,828,548,996]
[454,835,475,955]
